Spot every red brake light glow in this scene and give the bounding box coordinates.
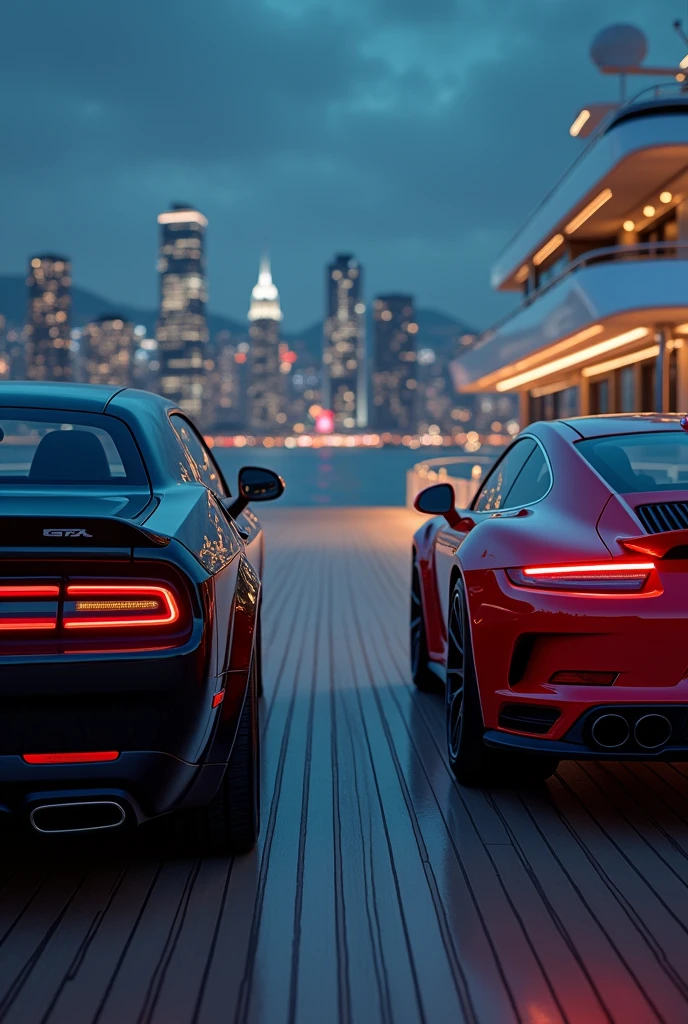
[0,586,59,598]
[63,585,180,629]
[22,751,120,764]
[523,562,654,577]
[0,583,60,631]
[0,618,58,631]
[507,562,655,593]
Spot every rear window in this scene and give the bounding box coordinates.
[0,410,148,487]
[577,432,688,492]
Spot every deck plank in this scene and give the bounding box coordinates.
[0,508,688,1022]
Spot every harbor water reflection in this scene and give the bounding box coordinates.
[214,446,497,507]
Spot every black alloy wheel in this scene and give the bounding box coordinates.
[411,553,442,693]
[445,577,558,787]
[446,584,467,764]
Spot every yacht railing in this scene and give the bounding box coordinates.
[492,81,688,273]
[406,455,495,510]
[476,241,688,348]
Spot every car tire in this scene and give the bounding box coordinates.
[411,552,443,693]
[446,577,558,787]
[165,659,261,855]
[204,658,261,853]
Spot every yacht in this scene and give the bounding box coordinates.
[455,41,688,425]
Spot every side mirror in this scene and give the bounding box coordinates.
[226,466,285,518]
[414,483,473,531]
[239,466,285,503]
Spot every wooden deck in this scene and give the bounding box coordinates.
[3,507,688,1022]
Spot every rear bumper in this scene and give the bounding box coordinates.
[485,701,688,760]
[484,729,688,761]
[466,566,688,739]
[0,643,216,763]
[0,751,227,825]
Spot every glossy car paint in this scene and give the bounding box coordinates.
[414,413,688,759]
[0,382,265,824]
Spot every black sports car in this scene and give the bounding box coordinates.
[0,382,284,852]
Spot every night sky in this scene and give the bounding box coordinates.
[0,0,682,331]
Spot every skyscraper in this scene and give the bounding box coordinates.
[25,254,72,381]
[156,204,209,421]
[371,294,417,432]
[322,254,366,429]
[214,331,243,433]
[83,315,134,386]
[247,255,284,432]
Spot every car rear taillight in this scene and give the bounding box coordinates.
[0,583,60,631]
[60,578,190,654]
[63,584,180,630]
[507,562,655,593]
[0,568,193,655]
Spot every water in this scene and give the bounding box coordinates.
[214,446,492,507]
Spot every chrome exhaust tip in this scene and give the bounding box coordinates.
[30,800,126,834]
[590,713,630,750]
[633,714,672,751]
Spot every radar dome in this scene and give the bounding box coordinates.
[590,24,648,69]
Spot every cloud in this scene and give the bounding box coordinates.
[0,0,681,329]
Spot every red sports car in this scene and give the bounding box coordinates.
[412,414,688,785]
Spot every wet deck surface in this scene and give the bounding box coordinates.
[3,508,688,1022]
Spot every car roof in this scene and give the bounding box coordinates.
[0,383,179,419]
[558,413,685,440]
[0,382,125,413]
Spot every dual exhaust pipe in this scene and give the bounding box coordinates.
[590,712,673,751]
[30,800,126,834]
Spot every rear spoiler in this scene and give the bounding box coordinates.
[618,530,688,559]
[0,517,169,549]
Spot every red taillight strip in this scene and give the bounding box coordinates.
[22,751,119,764]
[63,585,180,629]
[0,585,60,598]
[0,584,60,631]
[523,562,654,577]
[0,618,57,631]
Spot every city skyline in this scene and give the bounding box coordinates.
[0,255,476,338]
[10,216,476,349]
[8,217,498,439]
[8,193,518,443]
[4,201,518,449]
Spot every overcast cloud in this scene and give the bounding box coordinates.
[0,0,683,329]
